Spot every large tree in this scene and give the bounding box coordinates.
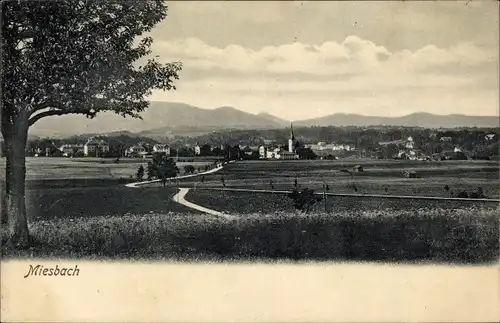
[1,0,182,246]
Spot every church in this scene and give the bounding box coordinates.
[259,123,299,160]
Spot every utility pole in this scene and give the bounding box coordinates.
[323,181,329,213]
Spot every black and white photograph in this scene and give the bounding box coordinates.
[1,0,499,321]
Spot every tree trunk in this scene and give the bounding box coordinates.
[1,138,11,225]
[3,122,30,247]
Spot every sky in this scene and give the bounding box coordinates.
[146,1,499,121]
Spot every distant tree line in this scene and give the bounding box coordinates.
[15,126,499,160]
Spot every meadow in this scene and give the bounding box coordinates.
[177,159,500,199]
[1,158,498,263]
[0,157,216,181]
[2,209,498,263]
[185,189,500,215]
[0,157,212,222]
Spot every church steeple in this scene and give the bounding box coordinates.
[288,123,295,153]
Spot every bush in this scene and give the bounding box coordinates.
[287,188,322,213]
[469,187,486,199]
[136,165,144,181]
[184,165,195,174]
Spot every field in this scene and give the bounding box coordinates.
[2,209,498,263]
[0,157,213,222]
[1,158,498,263]
[170,159,500,213]
[185,189,499,214]
[176,160,500,197]
[0,157,216,181]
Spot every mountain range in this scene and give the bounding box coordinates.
[294,112,499,128]
[27,101,499,138]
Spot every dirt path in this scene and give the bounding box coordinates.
[172,188,232,219]
[125,165,224,188]
[125,163,236,217]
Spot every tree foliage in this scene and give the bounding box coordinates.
[136,165,145,181]
[184,165,195,174]
[2,0,182,127]
[288,188,322,213]
[147,154,178,187]
[1,0,181,245]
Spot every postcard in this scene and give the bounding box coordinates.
[1,1,499,322]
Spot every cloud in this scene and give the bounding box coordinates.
[153,36,496,77]
[148,36,498,119]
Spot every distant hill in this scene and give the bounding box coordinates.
[295,112,499,128]
[28,102,287,138]
[26,101,499,139]
[256,112,289,127]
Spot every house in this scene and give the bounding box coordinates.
[126,144,147,157]
[266,147,299,160]
[440,136,452,142]
[485,134,496,141]
[260,146,298,160]
[259,145,267,159]
[194,144,201,156]
[240,145,254,156]
[58,144,84,156]
[265,147,281,159]
[83,138,109,157]
[309,142,355,151]
[153,144,170,156]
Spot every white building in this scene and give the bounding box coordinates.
[266,147,298,160]
[83,138,109,156]
[259,145,267,159]
[153,144,170,156]
[194,144,201,156]
[309,142,355,151]
[126,144,147,157]
[485,134,495,141]
[58,144,84,156]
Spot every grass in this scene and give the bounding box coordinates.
[176,160,500,198]
[3,179,197,221]
[0,157,217,181]
[185,190,500,214]
[1,208,498,263]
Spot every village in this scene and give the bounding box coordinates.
[18,123,498,163]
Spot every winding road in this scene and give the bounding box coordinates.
[125,164,228,216]
[171,188,233,219]
[125,164,224,188]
